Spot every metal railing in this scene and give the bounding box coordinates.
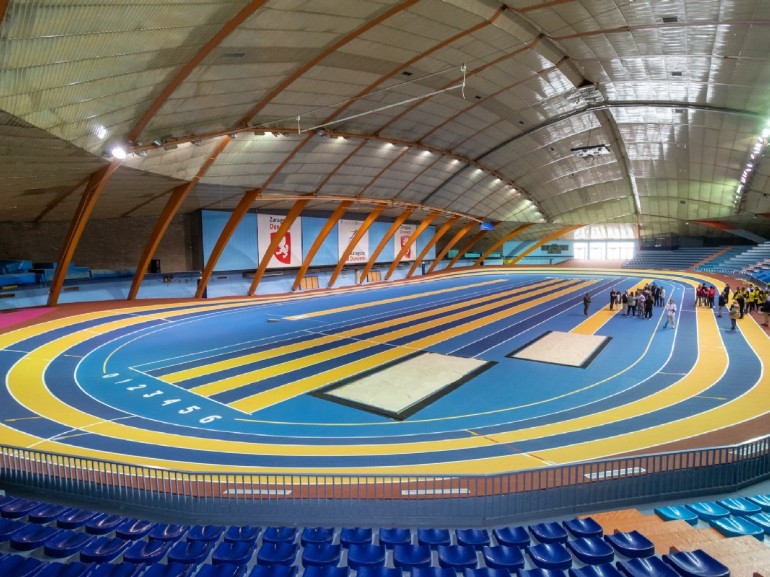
[2,436,770,526]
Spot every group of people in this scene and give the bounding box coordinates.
[597,282,770,331]
[608,283,666,321]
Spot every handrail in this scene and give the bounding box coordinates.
[2,436,769,526]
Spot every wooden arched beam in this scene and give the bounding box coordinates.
[358,209,414,284]
[0,1,8,25]
[406,215,461,278]
[127,1,269,144]
[247,199,309,296]
[328,207,384,288]
[472,223,533,266]
[427,220,477,274]
[292,201,352,291]
[506,226,582,265]
[384,211,439,280]
[47,160,121,306]
[129,137,231,300]
[444,230,487,271]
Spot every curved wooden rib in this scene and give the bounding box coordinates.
[426,220,476,274]
[328,207,383,288]
[505,225,582,265]
[127,1,269,144]
[292,201,352,292]
[129,137,231,300]
[358,209,414,284]
[247,199,309,296]
[472,223,533,266]
[444,230,487,271]
[384,211,438,280]
[47,161,121,306]
[406,215,461,278]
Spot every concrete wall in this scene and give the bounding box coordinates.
[0,214,198,273]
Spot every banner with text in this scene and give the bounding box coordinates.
[338,219,369,264]
[394,223,416,261]
[257,213,303,268]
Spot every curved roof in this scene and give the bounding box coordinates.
[2,0,770,243]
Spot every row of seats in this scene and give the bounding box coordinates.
[0,549,731,577]
[655,495,770,541]
[0,494,732,577]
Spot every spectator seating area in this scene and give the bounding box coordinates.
[0,259,131,288]
[3,493,769,577]
[696,242,770,277]
[621,248,730,271]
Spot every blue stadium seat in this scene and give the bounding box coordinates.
[248,567,298,577]
[79,537,130,563]
[684,502,729,521]
[88,561,145,577]
[115,518,156,540]
[122,539,173,563]
[568,564,624,577]
[56,509,97,530]
[188,525,225,542]
[393,544,432,569]
[346,543,386,570]
[603,531,655,558]
[301,543,341,567]
[746,493,770,511]
[409,568,457,577]
[518,569,567,577]
[653,506,698,526]
[212,540,255,566]
[525,543,572,570]
[42,529,95,558]
[747,511,770,534]
[357,568,403,577]
[37,561,96,577]
[148,523,189,541]
[481,544,524,571]
[708,515,765,539]
[455,529,490,550]
[1,498,41,519]
[0,554,46,577]
[492,526,529,548]
[0,518,26,542]
[27,504,72,524]
[256,542,298,566]
[302,567,349,577]
[566,537,614,565]
[224,526,260,543]
[378,528,411,548]
[84,513,127,535]
[464,569,511,577]
[417,528,451,548]
[263,527,297,543]
[716,496,762,516]
[142,564,197,577]
[529,522,568,544]
[196,564,246,577]
[616,556,677,577]
[340,527,372,547]
[437,545,478,569]
[168,539,215,564]
[562,517,603,539]
[662,549,729,577]
[0,496,17,508]
[10,523,60,551]
[301,527,335,546]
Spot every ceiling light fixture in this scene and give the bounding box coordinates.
[109,145,127,160]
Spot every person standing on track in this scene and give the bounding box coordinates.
[663,297,677,329]
[583,292,592,316]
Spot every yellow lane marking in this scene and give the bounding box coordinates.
[229,280,597,412]
[535,314,770,464]
[171,278,573,386]
[571,279,651,335]
[284,279,507,319]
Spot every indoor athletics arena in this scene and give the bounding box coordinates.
[2,1,770,575]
